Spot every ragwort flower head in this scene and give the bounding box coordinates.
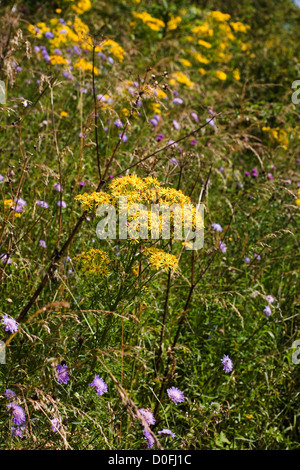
[167,387,185,404]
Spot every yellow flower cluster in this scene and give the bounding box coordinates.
[72,0,92,15]
[167,15,182,31]
[74,249,111,275]
[262,126,289,149]
[144,248,178,272]
[133,11,165,31]
[74,58,99,74]
[169,71,194,88]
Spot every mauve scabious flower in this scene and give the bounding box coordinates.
[53,183,62,192]
[206,117,215,127]
[0,253,12,265]
[158,428,176,438]
[244,256,251,263]
[150,118,159,127]
[114,119,123,128]
[168,139,178,148]
[119,132,128,142]
[39,240,47,248]
[219,241,227,253]
[191,112,199,122]
[45,31,54,39]
[137,408,155,426]
[267,173,274,180]
[0,174,4,181]
[221,355,233,373]
[244,171,250,176]
[266,295,275,304]
[108,56,114,65]
[173,97,183,105]
[167,387,185,404]
[2,315,18,333]
[50,417,61,433]
[190,139,197,146]
[5,389,16,400]
[98,52,106,60]
[143,429,154,449]
[36,200,49,209]
[7,403,26,426]
[78,181,86,187]
[89,375,108,396]
[264,305,272,317]
[170,157,179,166]
[156,133,164,141]
[11,425,25,438]
[173,120,180,130]
[211,223,223,232]
[56,364,70,384]
[57,200,67,208]
[254,253,261,261]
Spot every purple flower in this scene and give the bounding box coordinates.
[0,174,3,181]
[251,168,259,177]
[119,132,128,142]
[156,133,165,141]
[89,375,108,396]
[108,56,114,65]
[0,253,12,265]
[190,139,197,146]
[264,305,272,317]
[56,364,70,384]
[173,120,180,130]
[283,180,291,185]
[7,403,26,426]
[36,200,49,209]
[211,223,223,232]
[50,417,61,433]
[54,48,62,56]
[73,45,81,55]
[170,157,179,166]
[266,295,275,304]
[5,389,16,400]
[39,240,47,248]
[143,429,154,449]
[221,355,233,373]
[206,117,215,127]
[57,200,67,208]
[11,425,25,438]
[150,118,159,127]
[244,256,251,263]
[2,315,18,333]
[137,408,155,426]
[173,97,183,105]
[168,139,178,148]
[114,119,123,128]
[59,18,66,25]
[98,52,106,60]
[191,112,199,122]
[79,181,86,187]
[244,171,250,176]
[267,173,274,180]
[45,31,54,39]
[158,428,176,438]
[254,253,261,261]
[219,241,227,253]
[53,183,62,192]
[167,387,185,404]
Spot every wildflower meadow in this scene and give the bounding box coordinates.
[0,0,299,452]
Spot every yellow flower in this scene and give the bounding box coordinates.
[215,70,227,81]
[192,24,213,36]
[60,111,69,117]
[50,55,69,65]
[75,249,111,276]
[171,71,194,88]
[198,68,206,75]
[295,199,300,206]
[133,11,165,31]
[167,15,182,31]
[179,58,192,67]
[198,39,212,48]
[209,11,231,22]
[144,248,178,272]
[233,69,240,80]
[246,414,253,419]
[72,0,92,15]
[230,21,250,33]
[74,58,98,74]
